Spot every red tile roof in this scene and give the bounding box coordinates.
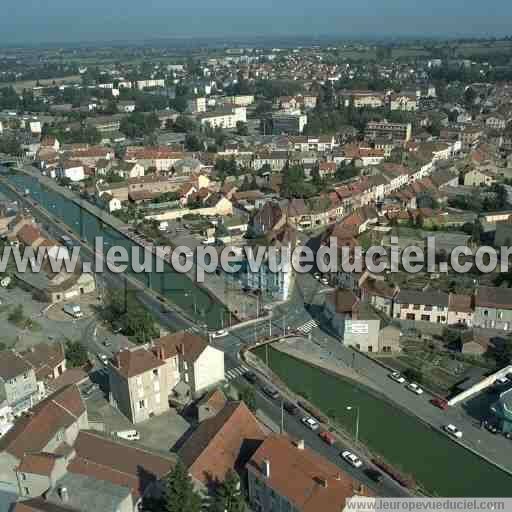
[111,346,165,379]
[247,435,373,512]
[0,385,85,460]
[154,331,208,364]
[179,401,265,484]
[17,453,59,476]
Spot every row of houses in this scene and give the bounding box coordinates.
[362,282,512,333]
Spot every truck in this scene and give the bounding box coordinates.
[63,303,83,319]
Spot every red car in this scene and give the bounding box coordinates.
[430,398,448,410]
[319,431,336,446]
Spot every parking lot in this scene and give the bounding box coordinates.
[83,379,191,456]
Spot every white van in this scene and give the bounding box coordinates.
[116,430,140,441]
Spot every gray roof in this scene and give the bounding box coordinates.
[396,288,449,307]
[47,473,131,512]
[0,350,32,380]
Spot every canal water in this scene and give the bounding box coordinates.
[254,346,512,497]
[0,171,228,328]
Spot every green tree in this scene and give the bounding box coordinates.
[65,340,89,368]
[211,470,245,512]
[103,290,160,344]
[8,304,25,325]
[161,461,202,512]
[239,386,256,412]
[236,121,248,136]
[185,134,203,151]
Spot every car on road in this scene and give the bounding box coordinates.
[364,468,383,483]
[98,354,109,365]
[262,386,279,400]
[444,424,463,439]
[407,382,423,395]
[212,330,228,339]
[389,371,406,384]
[283,401,300,416]
[321,277,329,285]
[341,450,363,468]
[430,398,448,410]
[302,417,319,431]
[313,273,321,280]
[319,430,336,445]
[244,371,258,384]
[486,423,499,434]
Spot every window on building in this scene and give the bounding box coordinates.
[484,310,489,317]
[138,400,145,410]
[421,315,430,322]
[24,487,29,496]
[368,346,373,352]
[21,473,26,481]
[153,369,159,377]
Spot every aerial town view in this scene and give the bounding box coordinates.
[2,1,512,511]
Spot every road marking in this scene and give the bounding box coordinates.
[225,365,249,381]
[297,319,319,334]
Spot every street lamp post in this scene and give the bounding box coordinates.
[184,293,197,315]
[346,405,360,444]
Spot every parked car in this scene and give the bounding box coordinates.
[98,354,109,365]
[321,277,329,285]
[389,372,406,384]
[444,424,463,439]
[430,398,448,410]
[262,386,279,400]
[302,417,319,431]
[244,371,258,384]
[319,430,336,446]
[283,401,300,416]
[407,383,423,395]
[341,450,363,468]
[313,273,321,280]
[364,468,383,483]
[212,330,228,338]
[486,423,499,434]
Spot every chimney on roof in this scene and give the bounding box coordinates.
[59,486,69,503]
[296,439,305,450]
[354,483,365,495]
[262,459,270,479]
